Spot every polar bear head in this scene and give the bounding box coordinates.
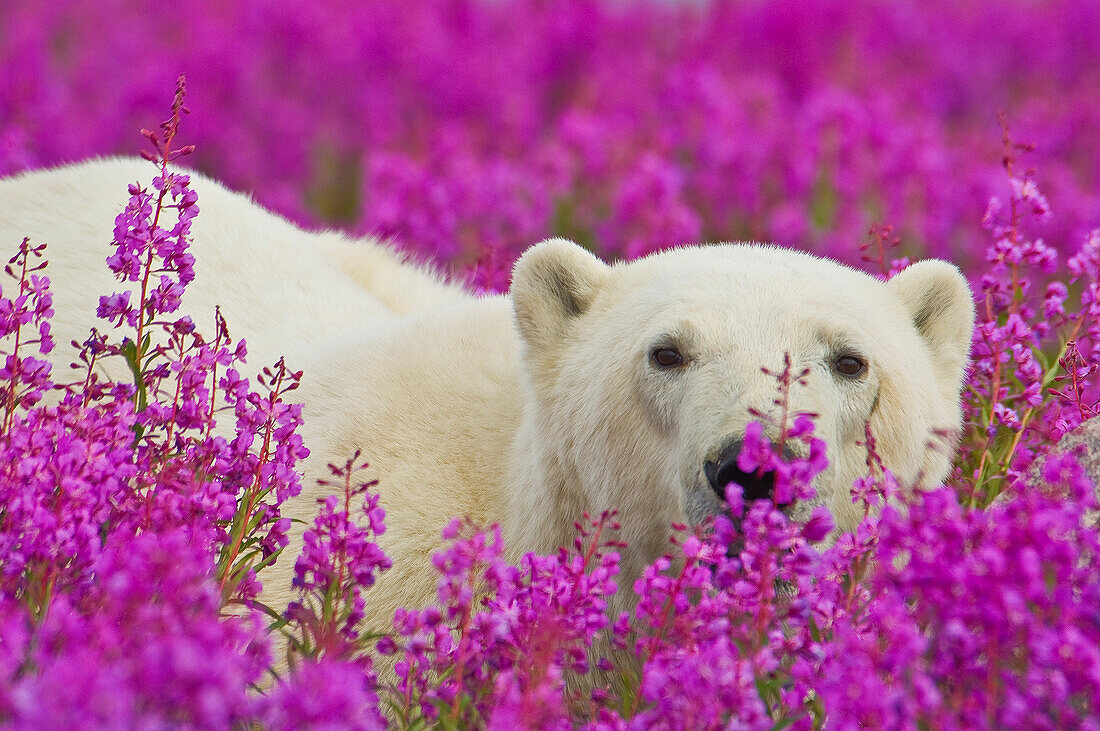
[510,239,974,559]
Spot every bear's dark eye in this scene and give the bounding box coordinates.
[650,346,685,369]
[834,354,867,378]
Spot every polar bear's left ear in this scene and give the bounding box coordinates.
[888,260,976,390]
[512,238,609,350]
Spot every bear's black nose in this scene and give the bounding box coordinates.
[704,441,777,504]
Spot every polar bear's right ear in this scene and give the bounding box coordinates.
[887,259,976,392]
[511,238,608,349]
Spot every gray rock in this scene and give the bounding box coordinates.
[1000,417,1100,525]
[1052,417,1100,489]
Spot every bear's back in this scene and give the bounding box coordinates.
[0,157,396,374]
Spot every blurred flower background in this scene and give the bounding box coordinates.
[4,0,1100,277]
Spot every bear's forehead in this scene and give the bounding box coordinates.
[593,245,920,353]
[615,245,892,311]
[624,243,865,281]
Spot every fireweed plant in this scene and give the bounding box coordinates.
[952,122,1100,507]
[0,78,306,726]
[3,44,1100,731]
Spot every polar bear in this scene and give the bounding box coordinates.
[0,158,975,634]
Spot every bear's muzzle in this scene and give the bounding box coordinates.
[704,439,800,507]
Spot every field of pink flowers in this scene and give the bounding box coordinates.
[2,1,1100,728]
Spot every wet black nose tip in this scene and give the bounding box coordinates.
[704,441,776,503]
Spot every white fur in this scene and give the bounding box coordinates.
[1,157,975,639]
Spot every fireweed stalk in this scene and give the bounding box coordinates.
[259,454,393,729]
[0,238,53,437]
[283,451,392,667]
[377,512,623,728]
[953,121,1100,507]
[0,78,313,724]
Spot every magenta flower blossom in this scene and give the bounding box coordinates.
[284,452,392,666]
[0,77,320,726]
[262,658,386,731]
[815,453,1100,728]
[0,239,54,423]
[955,122,1100,505]
[3,529,268,728]
[384,512,623,726]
